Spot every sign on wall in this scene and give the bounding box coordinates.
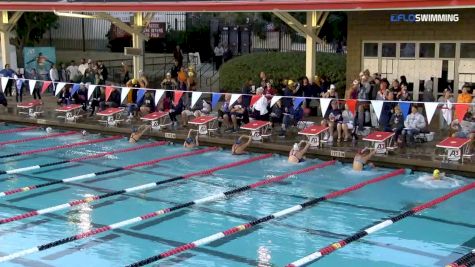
[23,47,56,80]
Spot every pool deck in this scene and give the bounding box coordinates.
[1,95,474,176]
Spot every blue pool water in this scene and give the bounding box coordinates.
[0,124,473,267]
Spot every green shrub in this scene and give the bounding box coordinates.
[219,52,346,93]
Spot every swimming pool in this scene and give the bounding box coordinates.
[0,124,473,267]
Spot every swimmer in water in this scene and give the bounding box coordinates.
[231,135,252,155]
[184,129,199,148]
[353,147,376,171]
[432,169,446,180]
[45,127,53,134]
[288,141,310,163]
[129,125,151,143]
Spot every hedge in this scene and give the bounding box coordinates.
[219,52,346,93]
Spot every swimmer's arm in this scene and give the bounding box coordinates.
[195,134,199,146]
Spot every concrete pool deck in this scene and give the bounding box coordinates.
[0,95,473,177]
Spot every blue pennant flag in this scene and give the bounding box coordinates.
[70,84,80,96]
[399,102,411,119]
[293,97,305,108]
[136,89,146,104]
[211,93,221,109]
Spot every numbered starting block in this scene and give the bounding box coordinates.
[298,125,329,148]
[55,104,83,123]
[189,116,218,136]
[141,111,171,131]
[436,137,471,163]
[17,100,43,119]
[97,108,124,127]
[363,131,395,155]
[241,120,271,142]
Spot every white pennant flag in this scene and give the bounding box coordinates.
[371,100,384,121]
[190,92,203,109]
[320,98,332,118]
[1,77,8,92]
[270,96,282,107]
[28,80,37,95]
[121,87,130,103]
[424,102,439,124]
[55,82,66,96]
[87,84,97,100]
[229,94,242,106]
[154,89,165,106]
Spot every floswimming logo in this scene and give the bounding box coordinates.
[390,14,459,23]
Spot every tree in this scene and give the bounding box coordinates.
[10,12,58,66]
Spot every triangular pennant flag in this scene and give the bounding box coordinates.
[190,91,203,109]
[399,102,411,119]
[173,90,184,106]
[250,95,262,107]
[136,89,146,104]
[28,80,37,95]
[1,77,8,92]
[371,100,384,120]
[41,81,52,94]
[54,82,65,96]
[87,84,97,100]
[211,93,221,109]
[229,93,242,106]
[120,87,130,103]
[270,96,282,107]
[424,102,439,124]
[154,89,165,106]
[320,98,332,118]
[346,99,357,114]
[105,86,114,101]
[70,83,80,96]
[455,103,470,122]
[293,97,305,108]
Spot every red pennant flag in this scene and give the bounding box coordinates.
[41,81,52,94]
[105,86,114,101]
[174,90,184,106]
[455,103,470,122]
[346,99,357,114]
[249,95,262,107]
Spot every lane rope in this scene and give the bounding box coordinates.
[0,154,277,224]
[0,147,217,198]
[0,157,330,262]
[286,181,475,267]
[0,141,166,176]
[446,249,475,267]
[124,169,405,267]
[0,126,38,134]
[0,135,122,159]
[0,131,76,146]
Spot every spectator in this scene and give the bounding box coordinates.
[349,79,359,99]
[49,64,59,94]
[125,78,144,118]
[173,45,184,68]
[78,58,88,76]
[98,61,108,85]
[169,97,184,129]
[228,96,248,133]
[121,62,130,85]
[14,69,24,103]
[139,90,155,115]
[138,70,149,88]
[264,80,277,97]
[376,78,389,100]
[161,72,178,99]
[66,61,80,82]
[358,75,371,100]
[397,84,412,101]
[170,60,180,80]
[74,82,88,111]
[370,76,380,100]
[214,43,224,70]
[471,89,475,113]
[90,86,105,116]
[302,77,316,107]
[0,64,14,97]
[218,94,232,130]
[100,88,121,111]
[389,105,404,145]
[0,87,7,107]
[457,86,473,103]
[269,98,283,129]
[251,87,269,121]
[379,90,396,131]
[438,88,455,130]
[402,105,427,145]
[341,103,355,142]
[422,79,435,102]
[390,79,400,94]
[450,111,474,139]
[193,99,211,118]
[322,84,338,98]
[56,85,71,106]
[259,71,268,88]
[30,69,41,101]
[400,75,409,88]
[321,100,343,142]
[177,66,187,84]
[241,78,254,107]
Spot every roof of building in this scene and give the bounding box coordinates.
[2,0,475,12]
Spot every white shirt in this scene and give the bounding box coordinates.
[254,95,269,115]
[214,46,224,57]
[78,63,88,75]
[66,65,80,80]
[49,68,59,81]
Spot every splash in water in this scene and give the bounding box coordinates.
[402,174,463,189]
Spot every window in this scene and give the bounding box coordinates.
[382,43,396,57]
[439,43,456,58]
[419,43,435,58]
[400,43,415,57]
[364,43,378,57]
[461,43,475,58]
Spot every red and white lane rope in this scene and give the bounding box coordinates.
[446,249,475,267]
[0,153,275,224]
[286,181,475,267]
[124,169,405,267]
[0,141,166,175]
[0,147,217,198]
[0,131,76,146]
[0,153,277,262]
[0,135,122,159]
[0,126,38,134]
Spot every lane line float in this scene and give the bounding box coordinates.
[0,154,277,224]
[0,131,76,146]
[125,169,405,267]
[0,157,331,262]
[0,126,38,135]
[286,181,475,267]
[446,249,475,267]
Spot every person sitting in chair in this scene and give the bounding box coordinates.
[129,125,151,143]
[288,141,310,163]
[184,129,199,148]
[231,135,252,155]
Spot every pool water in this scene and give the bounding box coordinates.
[0,124,473,267]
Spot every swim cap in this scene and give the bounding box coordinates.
[185,137,194,144]
[45,127,53,133]
[293,143,299,151]
[81,130,87,136]
[433,169,440,179]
